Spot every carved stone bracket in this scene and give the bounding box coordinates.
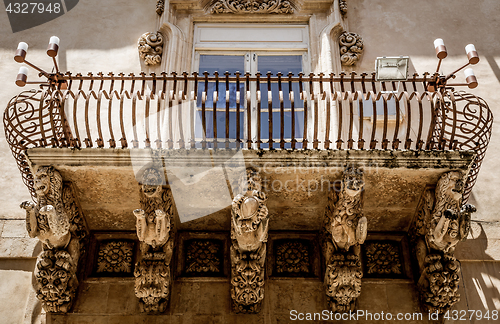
[411,171,475,314]
[230,169,269,313]
[21,166,87,313]
[209,0,295,14]
[321,167,366,312]
[156,0,165,15]
[339,32,364,66]
[339,0,347,15]
[138,32,164,66]
[133,168,175,313]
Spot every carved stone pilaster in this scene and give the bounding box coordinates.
[411,171,475,314]
[138,32,164,66]
[21,166,87,313]
[230,169,269,313]
[339,32,364,66]
[133,168,175,313]
[209,0,294,14]
[321,167,366,312]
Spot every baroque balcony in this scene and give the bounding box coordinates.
[3,69,494,315]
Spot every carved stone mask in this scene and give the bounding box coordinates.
[34,167,51,197]
[343,168,364,196]
[141,168,163,198]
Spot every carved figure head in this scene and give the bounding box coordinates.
[34,250,77,313]
[141,168,164,199]
[437,171,465,204]
[420,254,460,313]
[342,167,364,197]
[34,166,62,199]
[325,252,362,313]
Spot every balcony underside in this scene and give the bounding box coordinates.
[26,148,475,233]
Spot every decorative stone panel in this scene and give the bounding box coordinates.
[185,239,224,275]
[363,241,403,278]
[209,0,295,14]
[96,240,134,274]
[274,239,312,276]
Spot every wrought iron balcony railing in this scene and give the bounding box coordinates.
[4,72,493,203]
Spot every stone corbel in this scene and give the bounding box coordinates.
[133,167,175,313]
[230,169,269,313]
[321,167,367,312]
[411,171,475,314]
[20,166,88,313]
[138,32,164,66]
[339,32,364,66]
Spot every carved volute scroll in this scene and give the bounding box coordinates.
[411,171,475,314]
[230,169,269,313]
[339,32,364,66]
[321,167,367,313]
[133,168,175,313]
[209,0,295,14]
[20,166,87,313]
[138,32,164,66]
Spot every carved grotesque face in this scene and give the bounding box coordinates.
[36,268,70,300]
[34,167,51,197]
[141,168,163,198]
[343,168,364,197]
[444,171,465,202]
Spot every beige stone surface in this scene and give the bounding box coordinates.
[0,270,33,324]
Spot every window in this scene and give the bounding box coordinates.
[193,24,310,149]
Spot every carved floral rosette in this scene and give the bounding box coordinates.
[133,168,175,313]
[21,166,87,313]
[411,171,475,314]
[321,167,366,313]
[210,0,294,14]
[230,169,269,313]
[339,32,364,66]
[138,32,164,66]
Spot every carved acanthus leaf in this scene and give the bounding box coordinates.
[325,251,362,313]
[210,0,294,14]
[138,32,164,66]
[339,32,364,66]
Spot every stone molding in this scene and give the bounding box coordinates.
[138,32,164,66]
[230,169,269,313]
[133,167,176,313]
[411,171,475,314]
[209,0,295,14]
[321,167,366,312]
[339,32,363,66]
[21,166,87,313]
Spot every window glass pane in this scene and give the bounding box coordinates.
[258,55,303,148]
[362,93,398,117]
[196,55,245,146]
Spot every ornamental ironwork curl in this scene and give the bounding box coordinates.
[3,73,493,205]
[3,90,66,200]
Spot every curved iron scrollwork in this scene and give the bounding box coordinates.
[435,91,493,203]
[3,90,66,200]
